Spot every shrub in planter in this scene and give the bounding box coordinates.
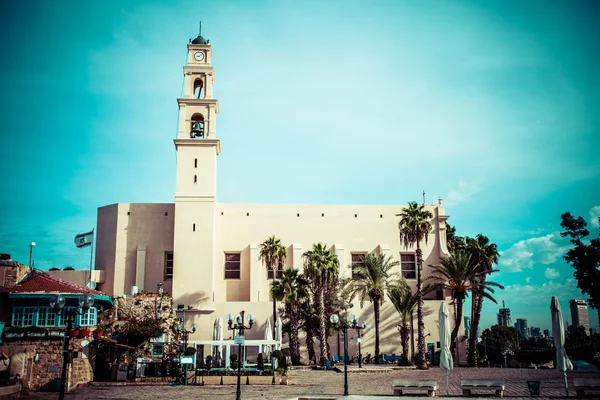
[185,346,196,356]
[230,353,238,370]
[257,353,264,371]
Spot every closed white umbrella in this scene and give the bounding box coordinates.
[551,296,573,397]
[438,302,454,395]
[275,316,283,344]
[264,318,273,359]
[213,317,223,364]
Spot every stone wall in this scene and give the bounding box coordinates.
[0,262,30,289]
[0,336,93,392]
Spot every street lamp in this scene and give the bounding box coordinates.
[350,314,367,368]
[175,304,196,385]
[227,311,255,400]
[330,304,366,396]
[29,242,36,268]
[50,293,94,400]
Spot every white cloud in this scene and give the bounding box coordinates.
[589,206,600,229]
[544,268,560,279]
[498,233,571,273]
[525,277,531,283]
[445,180,481,207]
[502,278,580,305]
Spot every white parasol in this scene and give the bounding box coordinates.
[551,296,573,397]
[438,302,454,395]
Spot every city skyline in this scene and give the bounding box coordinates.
[0,0,599,332]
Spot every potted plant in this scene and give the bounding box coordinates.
[95,324,106,337]
[70,327,80,338]
[80,327,91,337]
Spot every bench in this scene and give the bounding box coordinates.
[461,379,505,397]
[574,378,600,398]
[392,380,438,397]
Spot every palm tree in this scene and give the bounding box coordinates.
[270,269,309,365]
[446,224,466,253]
[347,253,399,364]
[425,250,482,353]
[397,201,433,369]
[259,236,287,339]
[388,282,417,364]
[302,243,339,366]
[465,234,501,366]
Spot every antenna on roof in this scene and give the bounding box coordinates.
[422,190,425,205]
[199,21,202,35]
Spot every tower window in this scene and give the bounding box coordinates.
[194,78,204,99]
[164,252,174,280]
[194,158,198,168]
[267,260,284,280]
[351,253,367,278]
[194,175,197,184]
[191,114,205,139]
[193,223,196,232]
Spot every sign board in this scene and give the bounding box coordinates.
[234,335,245,345]
[180,355,194,365]
[48,366,59,373]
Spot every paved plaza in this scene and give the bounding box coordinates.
[22,366,600,400]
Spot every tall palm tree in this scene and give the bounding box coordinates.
[465,234,501,366]
[397,201,433,369]
[302,243,339,366]
[446,224,466,253]
[270,269,309,365]
[425,250,482,353]
[347,253,399,364]
[259,236,287,339]
[388,282,417,363]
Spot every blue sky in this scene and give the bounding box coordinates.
[0,0,598,332]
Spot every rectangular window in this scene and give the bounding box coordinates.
[79,307,98,326]
[224,253,241,279]
[401,253,416,279]
[267,260,284,280]
[37,306,56,326]
[351,253,366,278]
[57,307,76,326]
[165,252,174,280]
[12,306,35,326]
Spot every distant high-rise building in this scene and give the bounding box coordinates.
[464,316,471,338]
[515,318,528,338]
[543,329,550,337]
[530,327,541,337]
[569,299,590,333]
[498,301,511,327]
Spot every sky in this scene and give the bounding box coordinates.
[0,0,599,333]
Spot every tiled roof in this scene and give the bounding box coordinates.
[11,269,105,295]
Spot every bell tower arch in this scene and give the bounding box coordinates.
[172,26,219,308]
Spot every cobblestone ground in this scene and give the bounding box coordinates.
[22,366,600,400]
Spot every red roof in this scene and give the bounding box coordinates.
[10,270,104,295]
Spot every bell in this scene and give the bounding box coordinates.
[191,122,204,138]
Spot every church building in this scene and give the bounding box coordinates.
[53,31,458,361]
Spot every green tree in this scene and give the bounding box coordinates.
[259,236,287,339]
[302,243,340,366]
[397,202,433,369]
[478,325,519,366]
[388,282,417,364]
[446,224,466,253]
[425,250,480,353]
[560,212,600,309]
[270,269,309,365]
[466,234,501,366]
[347,253,399,364]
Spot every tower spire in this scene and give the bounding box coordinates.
[199,21,202,36]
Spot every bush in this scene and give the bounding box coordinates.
[185,346,196,356]
[230,353,238,370]
[257,353,264,371]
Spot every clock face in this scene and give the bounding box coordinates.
[194,52,205,61]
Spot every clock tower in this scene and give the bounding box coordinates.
[172,30,219,307]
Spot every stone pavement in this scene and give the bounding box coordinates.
[21,366,600,399]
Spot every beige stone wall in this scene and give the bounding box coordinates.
[0,263,31,289]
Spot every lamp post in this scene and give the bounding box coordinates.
[176,304,196,385]
[29,242,36,268]
[227,311,255,400]
[349,314,367,368]
[50,293,94,400]
[330,304,366,396]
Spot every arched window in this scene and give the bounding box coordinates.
[191,114,205,138]
[194,78,204,99]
